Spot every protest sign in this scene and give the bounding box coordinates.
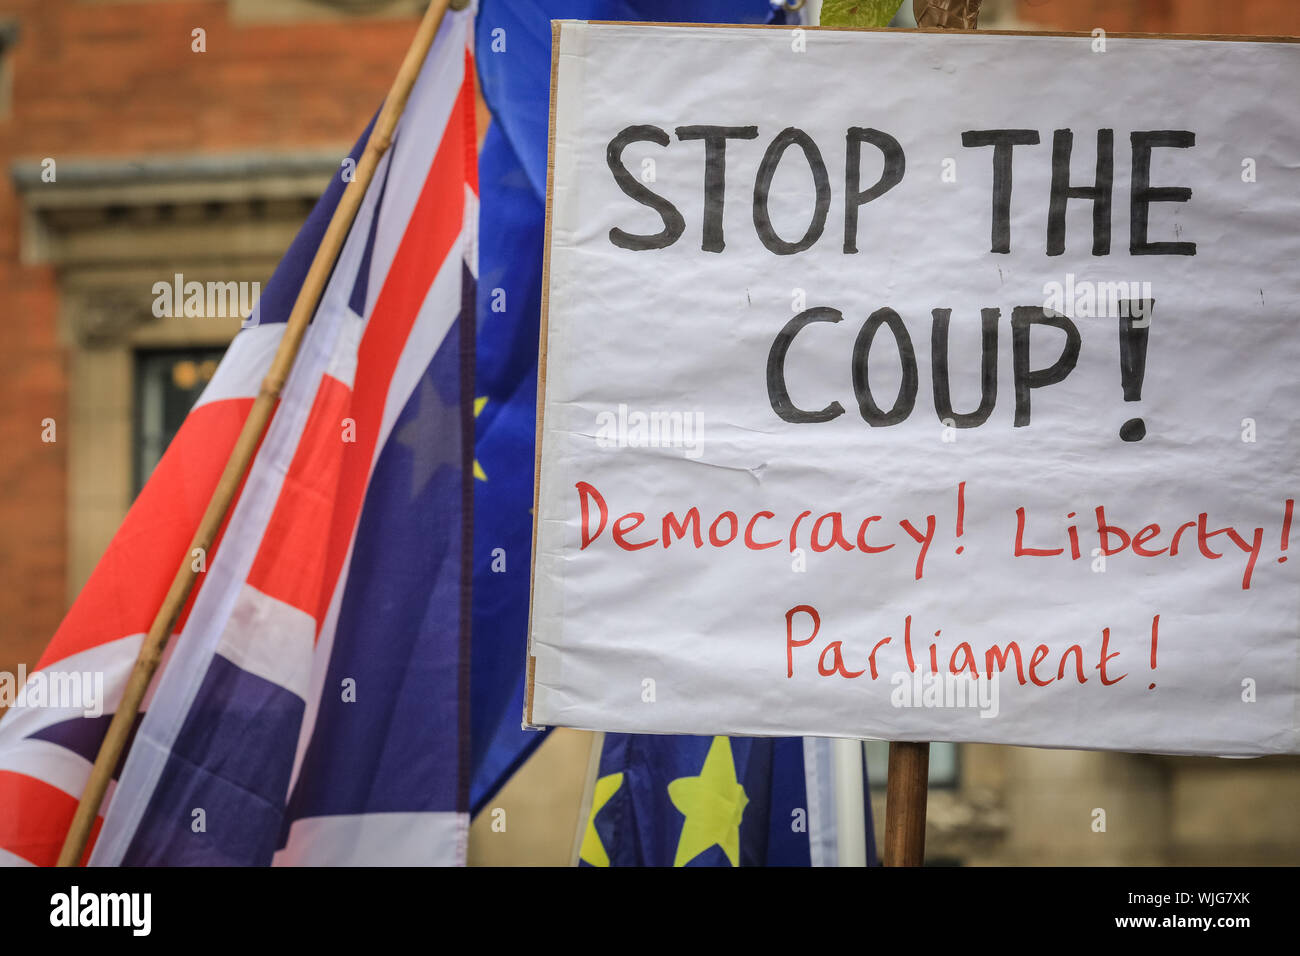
[527,22,1300,755]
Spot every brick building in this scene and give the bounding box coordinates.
[0,0,426,679]
[0,0,1296,865]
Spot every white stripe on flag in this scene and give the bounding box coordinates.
[193,322,287,410]
[463,184,479,280]
[803,736,841,867]
[0,634,143,741]
[0,739,92,801]
[214,585,317,701]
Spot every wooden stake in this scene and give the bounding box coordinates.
[56,0,462,868]
[883,741,929,866]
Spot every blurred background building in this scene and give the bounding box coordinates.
[0,0,1296,865]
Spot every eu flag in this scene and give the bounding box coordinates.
[578,735,828,867]
[471,0,802,812]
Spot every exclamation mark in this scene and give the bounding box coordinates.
[955,481,966,554]
[1148,613,1160,690]
[1279,499,1293,564]
[1118,300,1154,441]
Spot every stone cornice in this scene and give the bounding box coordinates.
[11,150,346,268]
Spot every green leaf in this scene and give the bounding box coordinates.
[820,0,905,29]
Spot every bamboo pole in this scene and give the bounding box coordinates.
[57,0,463,867]
[880,0,984,871]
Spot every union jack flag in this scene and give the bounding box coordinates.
[0,6,477,866]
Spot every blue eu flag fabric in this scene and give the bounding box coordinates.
[470,0,799,813]
[579,735,812,866]
[581,735,882,867]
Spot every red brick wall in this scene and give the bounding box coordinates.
[1016,0,1300,35]
[0,0,420,678]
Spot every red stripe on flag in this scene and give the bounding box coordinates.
[246,375,353,615]
[0,771,101,866]
[312,74,473,632]
[464,50,479,197]
[41,398,255,667]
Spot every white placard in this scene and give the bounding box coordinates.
[528,22,1300,756]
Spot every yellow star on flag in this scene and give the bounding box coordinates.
[667,736,749,867]
[473,396,487,481]
[579,772,624,867]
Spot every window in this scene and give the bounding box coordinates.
[133,348,226,495]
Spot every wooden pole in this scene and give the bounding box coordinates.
[878,0,983,871]
[883,741,929,866]
[56,0,463,868]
